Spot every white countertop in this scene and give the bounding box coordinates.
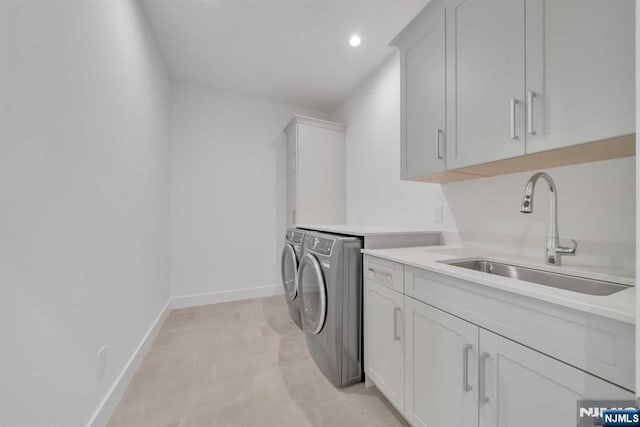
[362,245,635,324]
[296,224,444,237]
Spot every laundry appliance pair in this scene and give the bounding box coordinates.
[280,228,363,388]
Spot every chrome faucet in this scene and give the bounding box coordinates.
[520,172,577,265]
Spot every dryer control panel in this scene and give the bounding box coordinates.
[304,235,335,256]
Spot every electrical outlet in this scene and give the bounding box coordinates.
[97,345,107,380]
[434,205,443,224]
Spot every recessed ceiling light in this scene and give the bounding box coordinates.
[349,35,361,47]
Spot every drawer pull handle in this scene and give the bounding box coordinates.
[510,98,519,140]
[462,344,473,392]
[393,307,402,341]
[368,266,392,278]
[527,91,536,135]
[479,352,490,403]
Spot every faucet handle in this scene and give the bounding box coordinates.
[557,239,577,255]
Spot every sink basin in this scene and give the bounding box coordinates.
[440,259,631,296]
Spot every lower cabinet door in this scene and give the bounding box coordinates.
[404,297,479,427]
[478,329,634,427]
[364,279,405,412]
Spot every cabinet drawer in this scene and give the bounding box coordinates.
[364,255,404,292]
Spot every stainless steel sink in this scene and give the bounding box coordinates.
[440,259,631,296]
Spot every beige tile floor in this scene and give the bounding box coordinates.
[108,295,408,427]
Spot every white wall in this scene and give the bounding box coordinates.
[443,158,635,273]
[635,0,640,403]
[330,52,456,229]
[170,81,323,300]
[0,0,171,425]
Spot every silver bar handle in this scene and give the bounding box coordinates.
[368,266,392,278]
[292,210,296,224]
[462,344,473,392]
[527,91,536,135]
[479,352,490,403]
[510,98,519,140]
[436,128,443,160]
[393,307,401,341]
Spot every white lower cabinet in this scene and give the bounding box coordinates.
[478,329,634,427]
[402,298,634,427]
[404,297,478,427]
[363,256,634,427]
[364,279,405,412]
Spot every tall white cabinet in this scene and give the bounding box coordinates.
[285,115,346,226]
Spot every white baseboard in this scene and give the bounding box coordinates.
[85,285,283,426]
[171,284,284,309]
[87,299,171,427]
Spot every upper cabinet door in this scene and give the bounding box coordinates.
[524,0,635,154]
[401,6,447,179]
[446,0,526,169]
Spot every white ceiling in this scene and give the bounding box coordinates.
[140,0,430,112]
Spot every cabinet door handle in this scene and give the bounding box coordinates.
[292,210,296,224]
[393,307,402,341]
[462,344,473,392]
[368,266,392,278]
[436,128,444,160]
[479,352,490,403]
[510,98,519,140]
[527,91,536,135]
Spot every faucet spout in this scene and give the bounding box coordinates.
[520,172,577,265]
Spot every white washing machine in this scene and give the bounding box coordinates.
[280,228,306,329]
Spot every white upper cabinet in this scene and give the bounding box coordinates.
[392,0,635,181]
[524,0,635,154]
[393,0,447,179]
[285,115,346,226]
[446,0,526,169]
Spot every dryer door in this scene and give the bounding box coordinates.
[297,253,327,335]
[280,244,298,301]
